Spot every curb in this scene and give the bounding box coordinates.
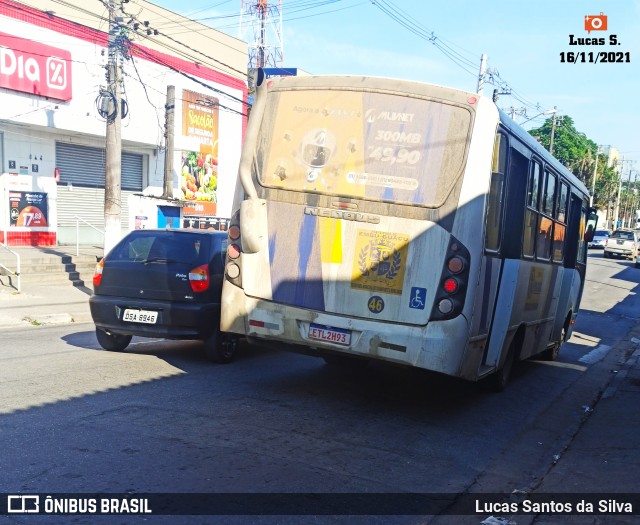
[0,312,93,329]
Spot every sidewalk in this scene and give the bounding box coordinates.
[0,244,99,328]
[0,279,93,328]
[526,341,640,525]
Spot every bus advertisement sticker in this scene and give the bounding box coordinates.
[351,229,408,295]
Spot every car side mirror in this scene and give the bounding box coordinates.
[584,208,598,243]
[584,228,594,243]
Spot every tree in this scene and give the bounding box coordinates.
[528,115,618,210]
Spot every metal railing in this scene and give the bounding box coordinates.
[0,242,21,292]
[74,216,105,256]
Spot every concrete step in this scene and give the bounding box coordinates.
[0,246,102,291]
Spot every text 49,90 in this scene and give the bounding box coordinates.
[560,52,630,63]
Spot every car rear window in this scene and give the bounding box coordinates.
[109,231,210,265]
[595,230,609,236]
[611,231,635,240]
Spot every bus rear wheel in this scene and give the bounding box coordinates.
[203,330,238,364]
[542,325,567,361]
[482,335,519,393]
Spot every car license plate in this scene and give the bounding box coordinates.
[123,309,158,324]
[308,323,351,346]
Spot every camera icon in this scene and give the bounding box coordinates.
[584,12,607,33]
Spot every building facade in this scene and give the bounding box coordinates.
[0,0,248,247]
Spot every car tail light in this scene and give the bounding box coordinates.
[225,209,243,287]
[430,237,470,321]
[189,264,210,293]
[93,258,104,287]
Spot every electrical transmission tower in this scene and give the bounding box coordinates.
[239,0,284,69]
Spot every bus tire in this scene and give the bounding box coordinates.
[482,332,520,393]
[543,323,567,361]
[203,330,238,364]
[323,354,369,369]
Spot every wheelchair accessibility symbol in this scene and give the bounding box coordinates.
[409,287,426,310]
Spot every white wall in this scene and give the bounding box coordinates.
[0,11,246,222]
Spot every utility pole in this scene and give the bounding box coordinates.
[163,85,175,199]
[104,0,122,255]
[590,146,599,207]
[613,156,624,229]
[549,107,557,155]
[477,53,487,95]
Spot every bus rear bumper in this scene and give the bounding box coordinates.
[222,284,472,377]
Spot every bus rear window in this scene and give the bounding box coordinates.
[256,89,472,207]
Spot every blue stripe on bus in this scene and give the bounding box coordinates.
[293,213,325,311]
[269,207,325,311]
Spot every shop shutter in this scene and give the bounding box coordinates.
[55,142,144,230]
[55,142,143,191]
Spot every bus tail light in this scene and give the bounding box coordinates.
[430,236,470,321]
[225,209,243,287]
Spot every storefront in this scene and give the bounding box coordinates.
[0,0,247,247]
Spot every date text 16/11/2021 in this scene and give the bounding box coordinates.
[561,34,631,63]
[560,51,630,64]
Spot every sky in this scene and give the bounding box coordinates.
[153,0,640,173]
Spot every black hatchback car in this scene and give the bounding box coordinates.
[89,229,237,363]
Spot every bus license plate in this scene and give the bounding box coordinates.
[308,323,351,346]
[123,309,158,324]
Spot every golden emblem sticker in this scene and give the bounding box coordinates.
[351,230,408,295]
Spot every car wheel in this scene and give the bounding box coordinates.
[203,330,238,364]
[603,251,610,258]
[95,327,132,352]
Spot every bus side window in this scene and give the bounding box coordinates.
[553,181,569,262]
[485,133,507,252]
[536,170,556,260]
[523,161,541,257]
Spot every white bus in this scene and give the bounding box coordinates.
[220,75,596,390]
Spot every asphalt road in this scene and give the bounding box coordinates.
[0,250,638,525]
